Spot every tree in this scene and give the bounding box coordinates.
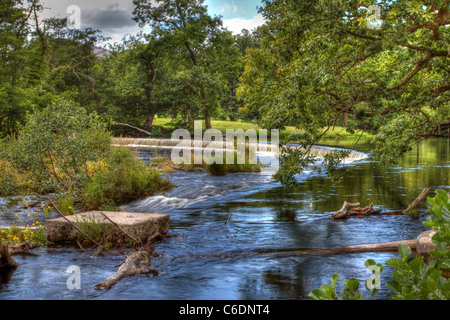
[0,0,37,136]
[220,29,261,122]
[132,0,238,129]
[238,0,449,182]
[0,99,111,194]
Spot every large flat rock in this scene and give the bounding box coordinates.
[46,211,170,246]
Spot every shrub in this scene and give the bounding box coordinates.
[0,99,112,194]
[81,147,173,210]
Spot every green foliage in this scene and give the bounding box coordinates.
[0,164,20,197]
[385,244,450,300]
[0,99,112,194]
[238,0,450,185]
[308,259,384,301]
[81,147,173,210]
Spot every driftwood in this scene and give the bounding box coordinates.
[403,188,429,214]
[332,188,431,219]
[332,201,361,219]
[94,250,157,290]
[94,228,169,290]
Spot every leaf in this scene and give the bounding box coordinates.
[343,278,360,292]
[386,258,409,271]
[398,244,412,261]
[329,274,339,288]
[386,279,402,295]
[408,257,423,275]
[435,190,449,204]
[441,205,450,222]
[440,259,450,271]
[364,259,376,268]
[308,288,325,300]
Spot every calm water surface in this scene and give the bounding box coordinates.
[1,138,449,300]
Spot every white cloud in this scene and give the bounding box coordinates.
[222,14,265,34]
[218,2,242,16]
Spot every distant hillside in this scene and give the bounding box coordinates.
[93,46,110,58]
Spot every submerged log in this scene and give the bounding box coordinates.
[269,239,418,257]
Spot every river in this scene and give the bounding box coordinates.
[0,138,449,300]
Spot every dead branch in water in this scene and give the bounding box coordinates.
[332,201,361,219]
[94,250,157,290]
[332,188,431,219]
[403,188,429,214]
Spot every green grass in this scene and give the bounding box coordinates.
[152,118,374,146]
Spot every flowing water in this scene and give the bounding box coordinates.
[0,138,449,300]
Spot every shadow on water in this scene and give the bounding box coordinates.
[0,138,449,300]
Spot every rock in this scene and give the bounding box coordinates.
[46,211,170,246]
[416,230,437,258]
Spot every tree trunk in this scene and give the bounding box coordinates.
[0,240,19,269]
[185,41,211,130]
[205,113,212,130]
[270,240,418,257]
[144,111,156,129]
[342,111,348,126]
[143,70,157,130]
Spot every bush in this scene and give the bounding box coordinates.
[0,99,112,194]
[0,160,20,197]
[81,147,173,210]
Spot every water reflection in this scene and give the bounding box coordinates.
[0,138,448,300]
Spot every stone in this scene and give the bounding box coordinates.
[46,211,170,246]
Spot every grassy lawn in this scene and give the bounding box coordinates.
[152,118,373,147]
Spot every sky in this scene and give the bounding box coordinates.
[38,0,265,45]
